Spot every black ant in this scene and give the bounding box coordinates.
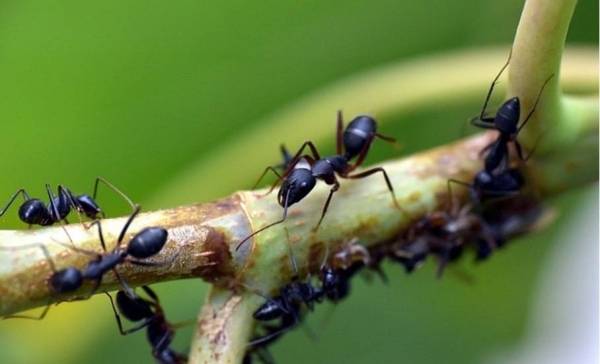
[0,177,135,237]
[470,52,553,173]
[237,111,399,251]
[449,166,525,204]
[1,205,170,319]
[105,286,187,364]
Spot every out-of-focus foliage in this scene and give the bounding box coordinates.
[0,1,596,363]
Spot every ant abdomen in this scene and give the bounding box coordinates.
[127,227,169,259]
[343,115,377,159]
[18,199,50,225]
[116,291,154,321]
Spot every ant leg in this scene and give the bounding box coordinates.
[469,116,497,129]
[313,181,340,231]
[57,185,96,229]
[478,49,512,121]
[346,135,374,171]
[256,348,275,364]
[3,300,52,320]
[93,177,136,213]
[141,285,160,303]
[336,110,344,155]
[112,269,136,298]
[249,313,299,347]
[127,250,181,268]
[52,240,99,257]
[517,74,554,133]
[90,219,108,252]
[516,130,546,163]
[104,292,151,334]
[116,205,142,248]
[279,144,293,168]
[45,184,75,245]
[252,166,283,191]
[283,227,299,277]
[235,190,291,251]
[345,167,401,210]
[0,189,31,217]
[374,132,397,144]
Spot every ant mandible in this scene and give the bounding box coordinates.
[0,177,135,236]
[470,51,554,172]
[237,111,400,251]
[105,286,187,364]
[1,205,170,319]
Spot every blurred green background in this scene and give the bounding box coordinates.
[0,1,597,363]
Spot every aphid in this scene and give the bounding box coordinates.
[105,286,187,364]
[0,205,170,319]
[391,184,498,277]
[470,52,553,172]
[237,111,399,251]
[0,177,135,232]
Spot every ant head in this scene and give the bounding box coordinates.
[50,267,83,293]
[18,199,50,225]
[278,169,316,207]
[115,290,154,321]
[495,97,520,135]
[127,227,168,259]
[75,194,102,219]
[343,115,377,160]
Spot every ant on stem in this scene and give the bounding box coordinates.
[0,205,171,319]
[105,286,187,364]
[470,51,554,172]
[237,111,400,251]
[0,177,135,241]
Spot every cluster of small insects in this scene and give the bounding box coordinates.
[241,51,552,363]
[0,179,189,364]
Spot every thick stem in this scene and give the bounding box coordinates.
[509,0,596,150]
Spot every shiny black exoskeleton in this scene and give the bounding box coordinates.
[106,286,187,364]
[0,206,169,320]
[49,206,168,295]
[26,207,164,295]
[470,52,553,172]
[237,111,398,251]
[0,177,134,229]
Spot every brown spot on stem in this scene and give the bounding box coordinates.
[192,227,235,284]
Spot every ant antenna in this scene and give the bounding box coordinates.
[479,49,512,120]
[236,190,291,251]
[283,228,298,276]
[92,177,137,214]
[0,189,30,218]
[517,74,555,133]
